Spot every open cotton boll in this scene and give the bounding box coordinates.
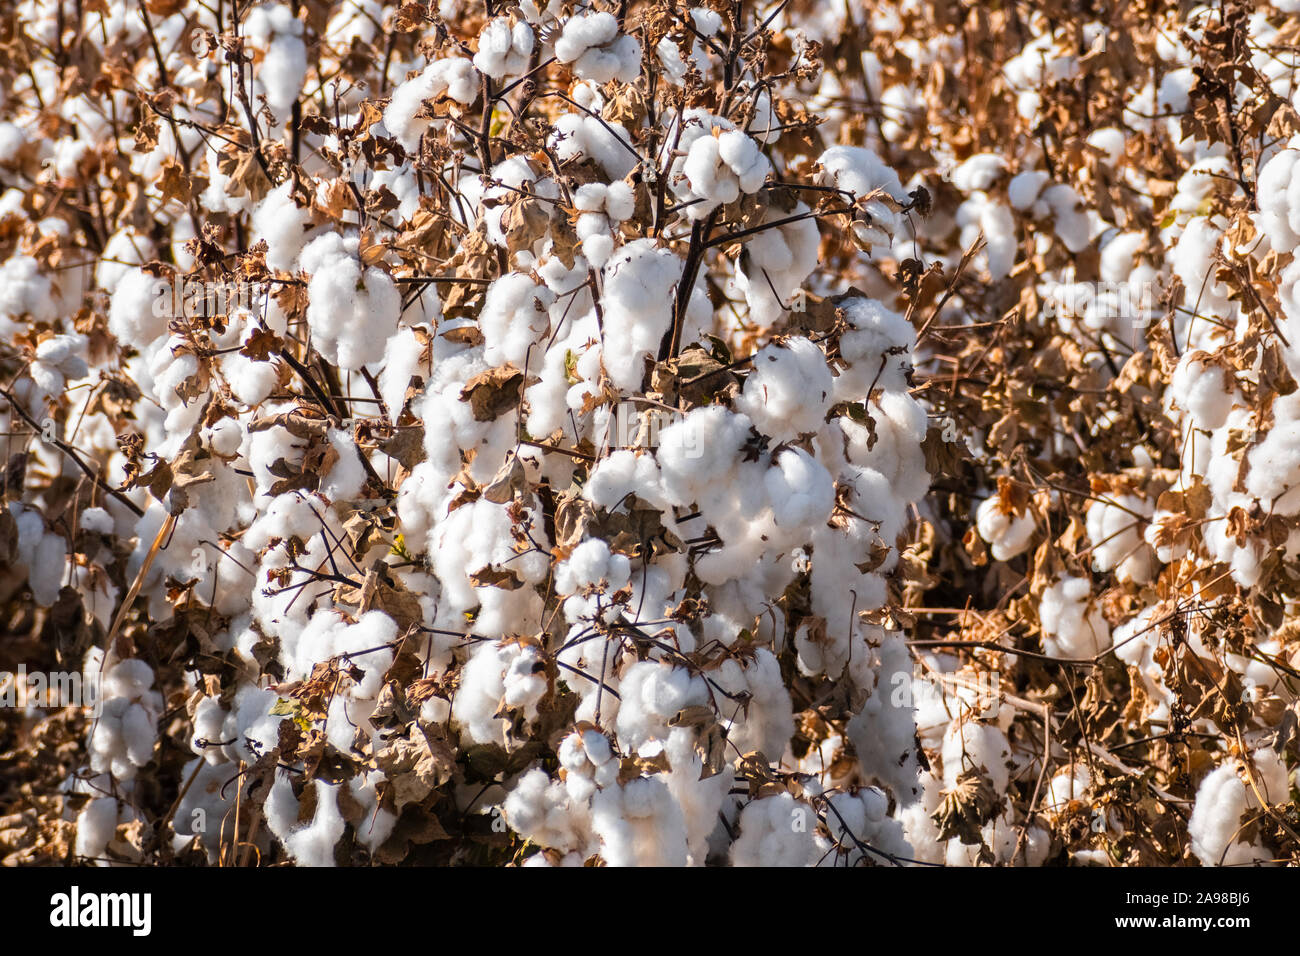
[592,776,688,866]
[281,779,346,866]
[382,57,479,152]
[600,238,681,392]
[680,127,770,214]
[502,767,592,853]
[0,254,59,325]
[1167,351,1238,432]
[734,202,820,325]
[616,660,709,750]
[730,793,820,866]
[956,193,1017,278]
[734,337,832,441]
[815,145,908,247]
[1257,146,1300,253]
[86,658,163,781]
[951,152,1008,192]
[583,449,670,512]
[473,16,534,80]
[1246,392,1300,515]
[548,111,638,179]
[244,3,306,119]
[318,427,366,501]
[453,641,547,745]
[765,449,834,531]
[941,718,1012,792]
[480,273,555,368]
[554,11,641,83]
[108,267,171,345]
[820,788,913,865]
[1085,494,1155,584]
[29,333,89,401]
[1041,183,1093,251]
[1039,576,1111,658]
[299,232,399,370]
[835,296,916,398]
[252,181,316,272]
[655,405,753,506]
[1007,170,1050,213]
[1188,760,1276,866]
[555,538,631,596]
[1043,764,1091,818]
[75,796,126,863]
[975,493,1036,561]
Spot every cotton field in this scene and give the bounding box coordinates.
[0,0,1299,870]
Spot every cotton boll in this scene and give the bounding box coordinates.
[951,153,1008,193]
[1007,170,1050,212]
[548,112,638,179]
[820,788,913,865]
[86,658,163,781]
[29,334,89,400]
[733,203,820,325]
[252,181,316,272]
[1042,183,1093,251]
[663,725,731,864]
[730,793,819,866]
[502,767,591,853]
[79,507,115,536]
[1188,761,1272,866]
[0,254,58,326]
[383,57,479,152]
[299,233,400,370]
[975,493,1036,560]
[281,780,346,867]
[815,145,908,249]
[243,3,307,119]
[764,449,834,531]
[554,11,641,83]
[591,776,688,866]
[555,538,631,596]
[836,296,916,397]
[734,337,832,441]
[108,267,171,346]
[616,660,709,751]
[74,796,122,862]
[480,273,555,368]
[601,239,681,392]
[473,17,534,80]
[656,406,753,506]
[941,719,1012,793]
[1246,393,1300,515]
[318,427,366,501]
[453,640,546,746]
[1039,576,1111,658]
[1085,494,1155,584]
